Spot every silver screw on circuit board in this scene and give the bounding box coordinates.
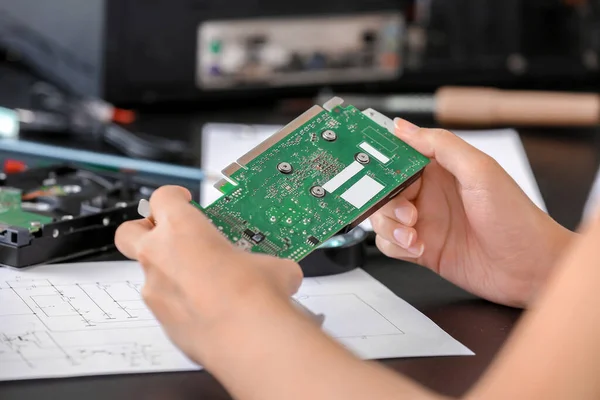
[355,152,370,164]
[277,162,293,174]
[321,130,337,141]
[310,186,326,198]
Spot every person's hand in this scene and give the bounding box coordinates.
[114,186,303,365]
[369,119,575,308]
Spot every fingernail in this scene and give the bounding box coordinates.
[408,242,425,257]
[395,205,415,225]
[393,228,413,248]
[393,118,419,134]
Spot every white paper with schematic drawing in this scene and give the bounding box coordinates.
[200,124,547,232]
[0,260,472,381]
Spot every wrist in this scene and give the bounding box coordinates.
[526,221,578,306]
[194,282,301,368]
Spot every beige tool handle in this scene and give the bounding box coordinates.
[435,86,600,127]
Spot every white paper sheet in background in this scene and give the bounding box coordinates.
[583,166,600,221]
[0,261,472,381]
[201,124,547,231]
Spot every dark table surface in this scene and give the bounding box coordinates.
[0,65,599,399]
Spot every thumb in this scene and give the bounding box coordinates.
[148,185,193,225]
[393,118,496,189]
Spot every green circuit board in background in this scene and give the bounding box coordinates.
[0,188,53,232]
[195,101,429,262]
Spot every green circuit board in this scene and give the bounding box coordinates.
[196,101,429,262]
[0,188,53,232]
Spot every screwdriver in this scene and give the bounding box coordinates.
[316,86,600,128]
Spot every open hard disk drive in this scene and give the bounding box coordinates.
[0,164,197,268]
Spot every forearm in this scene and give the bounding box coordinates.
[202,290,447,400]
[467,217,600,399]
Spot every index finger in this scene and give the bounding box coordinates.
[115,218,153,259]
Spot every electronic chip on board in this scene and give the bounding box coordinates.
[193,97,430,262]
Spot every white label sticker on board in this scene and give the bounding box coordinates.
[322,161,365,193]
[341,175,385,209]
[359,142,390,163]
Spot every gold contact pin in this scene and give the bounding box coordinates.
[234,105,324,169]
[213,178,230,192]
